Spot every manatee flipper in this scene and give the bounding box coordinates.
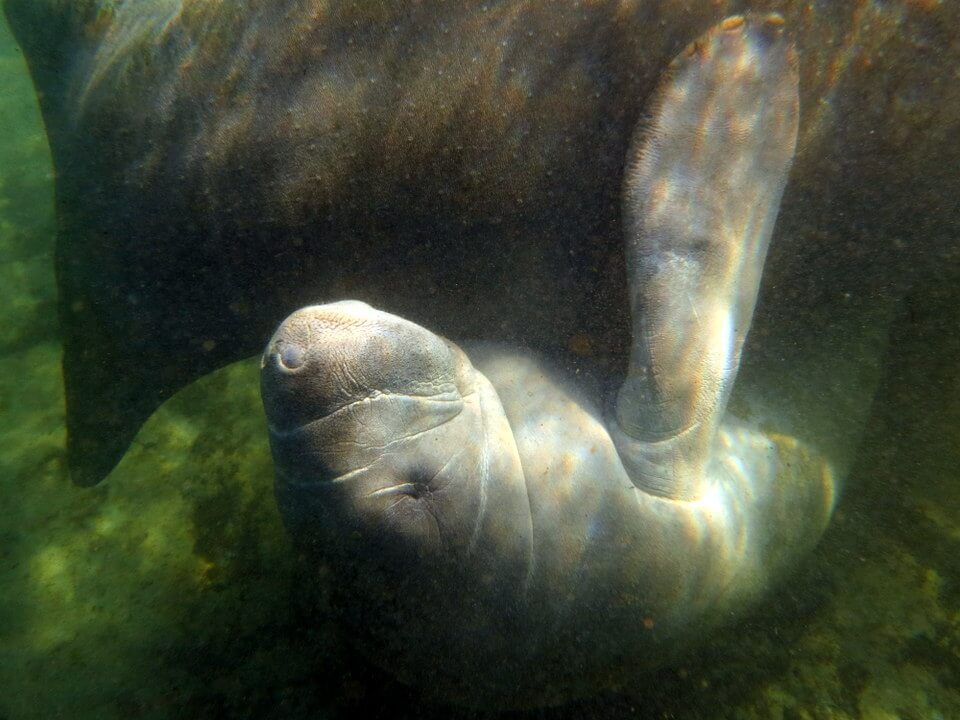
[612,14,799,500]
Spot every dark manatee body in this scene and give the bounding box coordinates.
[4,0,958,487]
[260,16,830,706]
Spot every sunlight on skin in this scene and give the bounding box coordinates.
[615,13,799,500]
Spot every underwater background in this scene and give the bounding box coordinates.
[1,6,959,720]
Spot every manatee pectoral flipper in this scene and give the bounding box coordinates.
[611,13,800,500]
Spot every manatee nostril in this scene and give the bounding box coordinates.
[276,342,306,371]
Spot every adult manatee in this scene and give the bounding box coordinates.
[261,15,833,707]
[5,0,955,487]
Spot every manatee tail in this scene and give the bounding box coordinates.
[611,14,800,500]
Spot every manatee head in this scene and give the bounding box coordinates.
[261,301,536,704]
[260,300,493,562]
[261,300,469,434]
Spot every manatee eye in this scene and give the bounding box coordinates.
[277,342,306,371]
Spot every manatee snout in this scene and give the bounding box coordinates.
[261,300,466,434]
[261,300,484,555]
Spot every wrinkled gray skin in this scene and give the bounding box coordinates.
[262,16,834,708]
